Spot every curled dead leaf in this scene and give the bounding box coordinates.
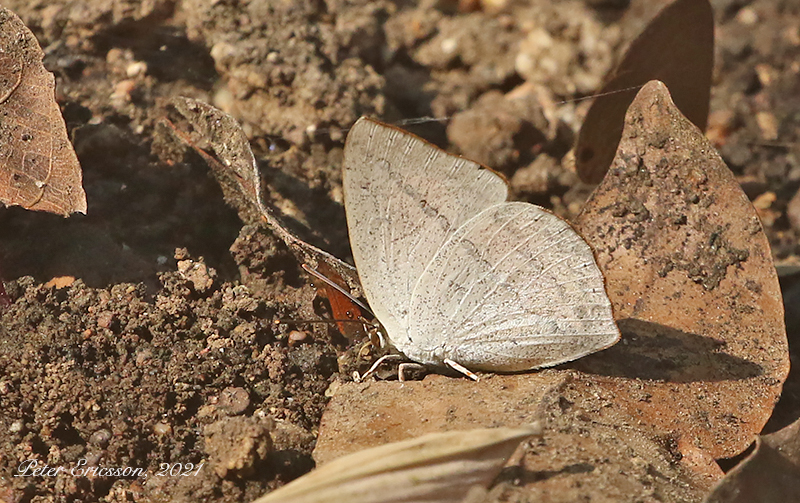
[164,97,362,298]
[703,418,800,502]
[254,424,541,503]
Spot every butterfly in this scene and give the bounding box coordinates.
[342,118,620,373]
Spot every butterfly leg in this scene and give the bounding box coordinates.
[444,359,480,381]
[353,353,403,382]
[398,362,427,382]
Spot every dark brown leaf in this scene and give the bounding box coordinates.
[574,0,714,184]
[0,7,86,215]
[763,415,800,465]
[703,418,800,503]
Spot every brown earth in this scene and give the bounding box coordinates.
[0,0,798,502]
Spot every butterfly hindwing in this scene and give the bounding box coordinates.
[407,202,619,371]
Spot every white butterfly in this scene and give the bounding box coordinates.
[343,118,619,373]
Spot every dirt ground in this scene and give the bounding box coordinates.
[0,0,798,502]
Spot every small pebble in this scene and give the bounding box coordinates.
[135,349,153,366]
[89,429,112,447]
[288,330,308,346]
[755,112,778,141]
[153,422,172,436]
[10,420,24,434]
[96,311,114,329]
[126,61,147,78]
[736,7,758,25]
[786,188,800,232]
[111,79,136,102]
[217,387,250,415]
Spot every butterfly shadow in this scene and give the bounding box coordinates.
[567,318,764,382]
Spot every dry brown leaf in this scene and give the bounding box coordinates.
[164,97,362,297]
[0,7,86,215]
[316,373,711,502]
[487,374,709,502]
[574,0,714,184]
[313,373,563,465]
[703,418,800,502]
[313,81,787,499]
[763,413,800,464]
[573,81,789,462]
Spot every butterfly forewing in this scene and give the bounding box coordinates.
[343,118,508,347]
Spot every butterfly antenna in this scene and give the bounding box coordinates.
[274,318,369,325]
[301,264,374,317]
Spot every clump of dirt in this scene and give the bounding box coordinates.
[0,240,341,501]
